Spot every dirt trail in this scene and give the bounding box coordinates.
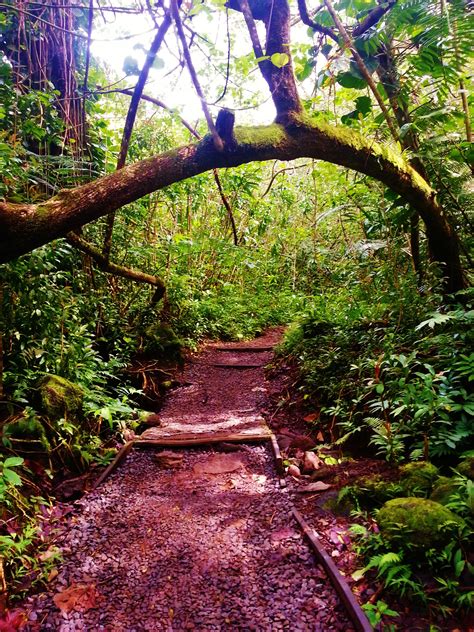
[23,330,355,631]
[138,329,282,443]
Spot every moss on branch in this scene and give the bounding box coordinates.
[234,124,287,148]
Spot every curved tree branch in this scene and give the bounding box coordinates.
[297,0,338,42]
[0,119,465,293]
[67,232,166,298]
[261,163,310,197]
[352,0,397,37]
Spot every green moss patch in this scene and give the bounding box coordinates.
[430,476,459,505]
[348,474,402,507]
[38,374,84,418]
[234,124,286,148]
[141,323,183,363]
[457,456,474,480]
[399,461,439,496]
[377,497,463,549]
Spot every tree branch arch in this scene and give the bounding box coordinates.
[0,0,466,295]
[0,117,464,292]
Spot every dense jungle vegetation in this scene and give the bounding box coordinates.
[0,0,472,627]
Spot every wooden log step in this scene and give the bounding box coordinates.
[211,362,265,368]
[136,431,272,448]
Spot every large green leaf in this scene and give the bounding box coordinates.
[337,71,366,90]
[3,468,22,486]
[3,457,24,468]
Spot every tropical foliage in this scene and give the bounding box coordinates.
[0,0,472,622]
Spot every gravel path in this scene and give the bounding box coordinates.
[25,448,354,631]
[22,330,356,631]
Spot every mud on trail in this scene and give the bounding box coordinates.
[22,329,358,631]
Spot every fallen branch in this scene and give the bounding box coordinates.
[67,232,165,296]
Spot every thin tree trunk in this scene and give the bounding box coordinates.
[0,282,3,404]
[102,13,172,261]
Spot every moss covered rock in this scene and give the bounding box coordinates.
[457,457,474,480]
[377,497,463,548]
[399,461,439,496]
[38,375,84,418]
[141,323,183,363]
[430,477,459,506]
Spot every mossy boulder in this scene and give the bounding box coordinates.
[399,461,439,497]
[457,457,474,480]
[377,497,463,549]
[141,323,183,363]
[430,477,459,506]
[38,375,84,418]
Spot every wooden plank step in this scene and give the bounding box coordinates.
[136,431,272,448]
[211,362,265,368]
[210,346,274,352]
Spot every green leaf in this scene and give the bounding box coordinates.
[341,110,359,125]
[351,568,365,581]
[3,468,22,486]
[336,71,366,90]
[354,95,371,115]
[270,53,290,68]
[3,456,24,468]
[415,312,454,330]
[99,406,113,422]
[379,552,401,567]
[296,60,315,81]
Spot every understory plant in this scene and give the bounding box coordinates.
[281,289,474,464]
[0,457,65,598]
